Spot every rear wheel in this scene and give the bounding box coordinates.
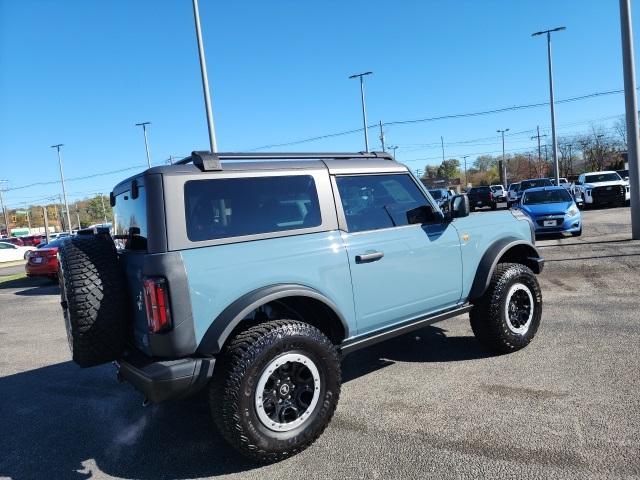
[470,263,542,353]
[209,320,341,462]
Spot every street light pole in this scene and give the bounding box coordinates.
[620,0,640,239]
[0,180,8,236]
[192,0,218,152]
[51,144,73,234]
[24,203,31,231]
[349,71,373,152]
[497,128,510,185]
[532,26,566,186]
[135,122,152,168]
[388,145,399,159]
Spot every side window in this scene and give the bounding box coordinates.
[184,175,322,242]
[0,243,12,249]
[335,174,439,233]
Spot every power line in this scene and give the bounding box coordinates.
[247,88,626,150]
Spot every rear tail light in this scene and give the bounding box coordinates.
[143,277,172,333]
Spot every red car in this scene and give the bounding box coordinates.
[21,235,46,246]
[0,236,25,246]
[25,238,65,280]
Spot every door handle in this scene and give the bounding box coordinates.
[355,251,384,264]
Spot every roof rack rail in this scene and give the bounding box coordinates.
[176,151,394,171]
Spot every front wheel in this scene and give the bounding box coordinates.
[571,227,582,237]
[209,320,341,462]
[470,263,542,353]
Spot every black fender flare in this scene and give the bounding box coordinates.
[196,284,350,355]
[468,237,543,300]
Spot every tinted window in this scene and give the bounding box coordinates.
[520,179,552,190]
[585,173,622,183]
[113,185,147,250]
[523,189,572,204]
[184,175,321,242]
[336,174,438,233]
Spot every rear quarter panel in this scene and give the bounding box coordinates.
[180,231,355,344]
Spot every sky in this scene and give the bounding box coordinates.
[0,0,638,208]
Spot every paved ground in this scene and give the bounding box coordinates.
[0,207,638,480]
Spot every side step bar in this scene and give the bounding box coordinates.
[340,304,473,355]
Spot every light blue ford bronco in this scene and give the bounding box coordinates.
[58,151,543,461]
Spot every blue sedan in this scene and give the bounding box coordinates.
[516,186,582,237]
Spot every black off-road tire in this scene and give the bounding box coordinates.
[209,320,341,462]
[470,263,542,353]
[491,202,497,211]
[58,235,129,367]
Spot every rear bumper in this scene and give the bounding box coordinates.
[116,350,215,403]
[25,261,58,277]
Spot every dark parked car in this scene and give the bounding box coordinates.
[467,186,497,211]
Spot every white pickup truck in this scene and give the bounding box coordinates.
[573,171,630,207]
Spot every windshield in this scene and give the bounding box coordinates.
[490,186,503,192]
[585,173,621,183]
[523,189,572,205]
[429,190,442,199]
[520,179,552,190]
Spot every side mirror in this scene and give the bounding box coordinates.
[449,194,470,219]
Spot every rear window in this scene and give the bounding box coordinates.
[429,189,442,199]
[113,185,147,250]
[521,179,552,190]
[184,175,322,242]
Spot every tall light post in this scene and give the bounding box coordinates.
[497,128,510,185]
[51,144,73,234]
[388,145,399,159]
[349,71,373,152]
[99,193,108,224]
[620,0,640,239]
[0,180,8,235]
[192,0,218,152]
[462,155,469,186]
[532,26,566,186]
[135,122,152,168]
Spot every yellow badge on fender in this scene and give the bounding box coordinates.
[461,233,470,243]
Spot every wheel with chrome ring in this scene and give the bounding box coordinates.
[209,319,341,462]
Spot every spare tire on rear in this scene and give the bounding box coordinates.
[58,234,130,367]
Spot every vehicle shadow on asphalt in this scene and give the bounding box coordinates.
[0,362,261,480]
[0,277,59,295]
[0,326,491,479]
[342,325,494,383]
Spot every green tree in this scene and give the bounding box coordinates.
[437,158,460,179]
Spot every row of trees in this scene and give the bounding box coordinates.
[421,120,628,187]
[2,194,112,234]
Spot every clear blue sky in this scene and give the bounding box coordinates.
[0,0,637,207]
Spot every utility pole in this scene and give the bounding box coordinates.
[51,144,73,234]
[349,71,373,152]
[57,196,65,232]
[620,0,640,239]
[532,26,566,186]
[43,206,50,244]
[440,136,445,163]
[462,155,469,186]
[0,180,8,236]
[388,145,398,159]
[528,153,533,177]
[192,0,218,152]
[24,203,31,232]
[378,121,385,152]
[497,128,510,185]
[75,202,81,230]
[531,126,547,177]
[135,122,152,168]
[99,194,108,224]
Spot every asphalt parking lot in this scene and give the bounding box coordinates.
[0,207,638,480]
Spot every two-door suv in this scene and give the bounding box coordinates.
[58,152,544,461]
